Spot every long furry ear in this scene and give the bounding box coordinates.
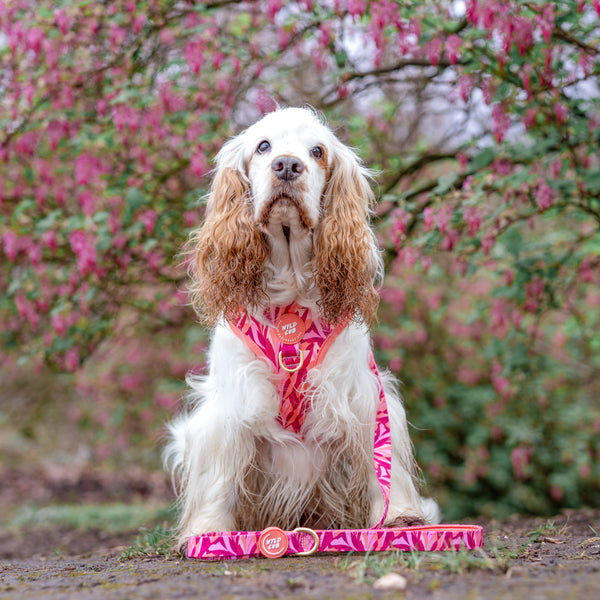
[187,166,269,325]
[313,143,382,327]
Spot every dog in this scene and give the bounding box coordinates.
[164,107,439,549]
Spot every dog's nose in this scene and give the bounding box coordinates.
[271,156,304,181]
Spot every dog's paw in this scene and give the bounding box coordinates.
[176,539,189,557]
[385,515,426,528]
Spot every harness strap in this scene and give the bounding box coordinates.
[187,524,484,559]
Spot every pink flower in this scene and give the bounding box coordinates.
[523,275,545,313]
[440,228,458,250]
[185,38,205,74]
[55,10,73,35]
[535,180,553,210]
[15,292,40,329]
[133,13,146,34]
[491,104,510,143]
[537,4,554,44]
[463,206,482,236]
[190,152,208,178]
[392,208,410,240]
[78,190,97,216]
[51,313,70,338]
[550,485,564,502]
[434,205,452,234]
[421,256,433,274]
[42,230,58,252]
[554,102,568,126]
[550,159,562,178]
[511,446,533,481]
[3,230,19,261]
[266,0,282,20]
[491,359,511,399]
[25,26,44,55]
[425,38,442,66]
[139,209,158,235]
[522,108,537,129]
[403,246,420,268]
[347,0,367,18]
[481,233,495,255]
[445,34,462,65]
[109,23,127,49]
[423,206,435,230]
[510,16,534,56]
[28,242,42,265]
[69,230,98,276]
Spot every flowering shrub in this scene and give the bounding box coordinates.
[1,1,598,516]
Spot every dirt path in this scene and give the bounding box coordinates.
[1,509,599,599]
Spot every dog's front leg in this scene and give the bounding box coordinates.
[167,325,279,547]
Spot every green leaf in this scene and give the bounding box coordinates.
[123,188,147,225]
[37,5,54,18]
[34,209,62,232]
[434,172,459,194]
[12,199,36,225]
[469,147,495,171]
[582,169,600,193]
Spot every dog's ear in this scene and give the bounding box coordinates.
[313,142,382,327]
[186,164,269,326]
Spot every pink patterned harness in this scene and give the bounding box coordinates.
[186,303,483,559]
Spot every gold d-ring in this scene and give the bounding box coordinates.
[293,527,320,556]
[278,350,305,373]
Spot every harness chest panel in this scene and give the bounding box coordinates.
[230,302,346,433]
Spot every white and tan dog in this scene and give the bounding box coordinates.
[164,107,439,548]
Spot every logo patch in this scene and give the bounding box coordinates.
[258,527,289,558]
[274,312,305,344]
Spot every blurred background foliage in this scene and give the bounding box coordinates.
[1,0,599,520]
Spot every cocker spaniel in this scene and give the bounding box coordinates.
[165,107,439,549]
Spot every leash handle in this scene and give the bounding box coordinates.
[187,524,484,560]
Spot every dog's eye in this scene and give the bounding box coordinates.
[310,146,323,159]
[257,140,271,154]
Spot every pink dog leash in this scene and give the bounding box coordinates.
[187,524,483,559]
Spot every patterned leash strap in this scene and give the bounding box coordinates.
[187,524,484,560]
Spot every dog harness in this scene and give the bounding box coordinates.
[186,302,483,559]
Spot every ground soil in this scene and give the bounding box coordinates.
[1,470,599,599]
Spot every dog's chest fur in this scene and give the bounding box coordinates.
[234,416,376,531]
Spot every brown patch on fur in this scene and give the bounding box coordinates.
[313,156,379,327]
[260,197,313,234]
[233,437,374,531]
[186,167,269,325]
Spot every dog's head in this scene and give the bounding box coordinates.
[188,107,381,326]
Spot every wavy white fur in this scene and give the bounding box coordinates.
[164,107,440,548]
